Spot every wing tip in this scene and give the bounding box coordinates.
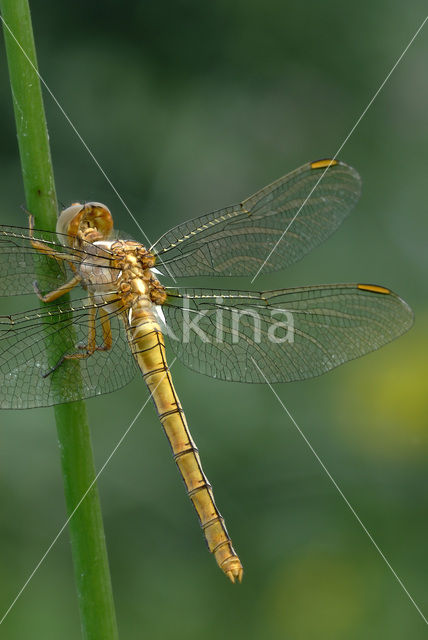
[357,283,414,329]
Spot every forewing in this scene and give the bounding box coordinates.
[162,284,413,383]
[0,298,138,408]
[151,160,361,277]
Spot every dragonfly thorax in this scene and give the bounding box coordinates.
[110,240,166,305]
[79,238,166,311]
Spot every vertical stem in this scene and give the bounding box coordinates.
[0,2,119,638]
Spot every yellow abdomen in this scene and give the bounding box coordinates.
[127,302,243,583]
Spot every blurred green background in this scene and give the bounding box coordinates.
[0,1,427,638]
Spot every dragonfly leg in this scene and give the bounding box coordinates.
[75,308,112,352]
[99,309,113,350]
[28,214,83,300]
[42,308,113,377]
[28,214,77,264]
[33,274,81,303]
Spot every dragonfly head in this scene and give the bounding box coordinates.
[56,202,114,246]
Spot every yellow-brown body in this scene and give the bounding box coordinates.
[42,202,243,582]
[128,303,243,582]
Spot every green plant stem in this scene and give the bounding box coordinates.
[0,2,119,638]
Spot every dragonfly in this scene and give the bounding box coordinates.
[0,158,413,583]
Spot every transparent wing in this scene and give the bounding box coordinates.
[152,160,361,277]
[0,224,119,296]
[162,284,413,383]
[0,297,138,408]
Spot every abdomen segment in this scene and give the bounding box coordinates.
[128,306,243,583]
